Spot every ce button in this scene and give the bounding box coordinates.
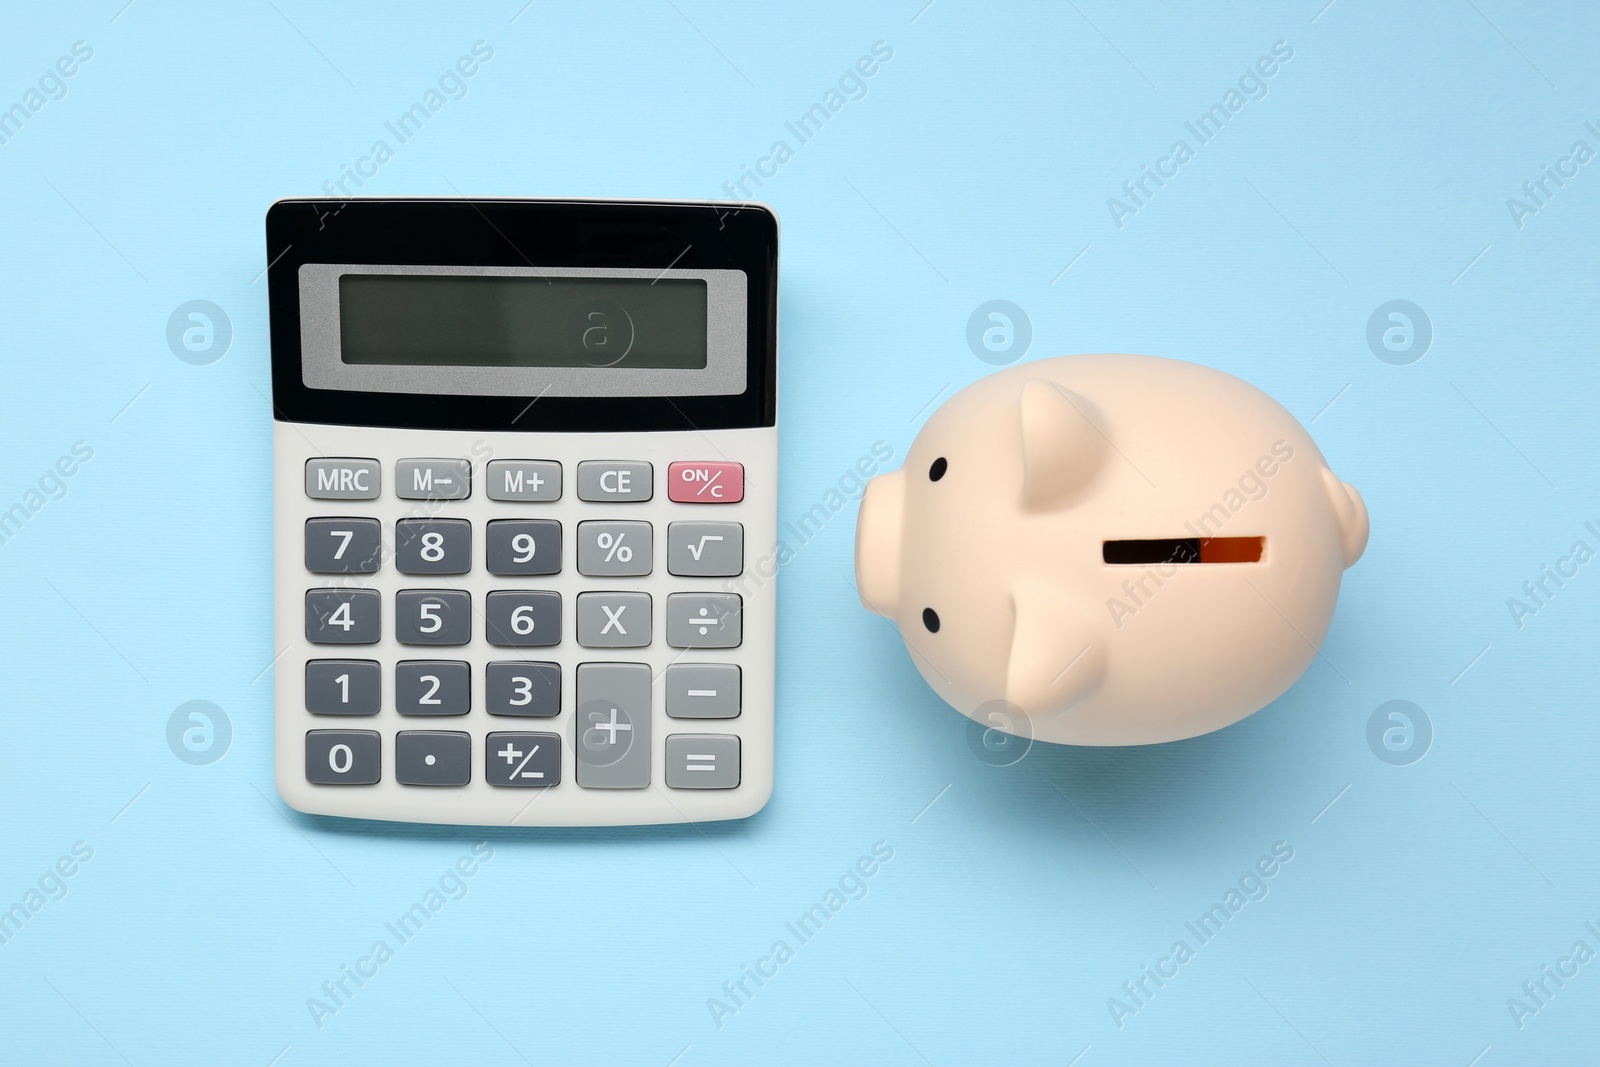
[576,461,653,502]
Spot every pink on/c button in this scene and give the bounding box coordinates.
[668,461,744,503]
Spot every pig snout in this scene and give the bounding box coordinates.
[855,468,906,618]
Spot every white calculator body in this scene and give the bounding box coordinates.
[266,198,778,826]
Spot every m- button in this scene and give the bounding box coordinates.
[396,459,471,501]
[305,458,380,500]
[576,461,652,502]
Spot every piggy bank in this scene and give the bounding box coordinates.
[854,354,1368,745]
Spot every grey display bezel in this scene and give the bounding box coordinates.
[299,264,748,398]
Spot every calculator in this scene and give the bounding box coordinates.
[265,198,778,826]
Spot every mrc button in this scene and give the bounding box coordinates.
[668,461,743,503]
[305,458,380,500]
[576,461,652,502]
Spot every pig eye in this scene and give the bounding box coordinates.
[928,457,947,481]
[922,608,940,633]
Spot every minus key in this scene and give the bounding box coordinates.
[665,663,741,719]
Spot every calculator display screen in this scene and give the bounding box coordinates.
[338,275,709,370]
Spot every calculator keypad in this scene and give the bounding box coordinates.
[296,455,759,805]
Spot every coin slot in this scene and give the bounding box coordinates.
[1102,537,1265,565]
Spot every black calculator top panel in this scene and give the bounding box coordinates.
[265,198,778,433]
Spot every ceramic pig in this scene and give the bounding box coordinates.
[854,354,1368,745]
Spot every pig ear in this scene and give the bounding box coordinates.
[1020,379,1109,511]
[1005,583,1107,717]
[1321,468,1370,569]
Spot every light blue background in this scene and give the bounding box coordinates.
[2,2,1596,1064]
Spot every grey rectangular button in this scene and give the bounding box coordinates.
[485,661,560,717]
[576,461,652,502]
[305,459,380,500]
[577,520,652,577]
[305,659,380,715]
[395,518,471,575]
[394,590,471,645]
[486,519,561,576]
[665,664,741,719]
[666,593,742,648]
[306,730,380,784]
[306,589,381,644]
[485,590,562,647]
[575,662,650,788]
[665,734,740,789]
[486,460,561,502]
[486,732,561,786]
[395,660,470,716]
[577,591,651,648]
[396,458,471,500]
[395,731,471,786]
[667,522,743,577]
[305,518,382,574]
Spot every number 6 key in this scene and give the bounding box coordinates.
[485,590,562,647]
